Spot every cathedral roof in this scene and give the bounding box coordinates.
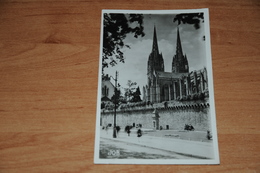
[156,71,188,79]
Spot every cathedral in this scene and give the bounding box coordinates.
[143,26,208,103]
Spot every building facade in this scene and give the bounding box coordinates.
[143,27,208,103]
[101,75,115,101]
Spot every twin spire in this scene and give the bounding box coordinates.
[152,26,183,57]
[151,25,188,73]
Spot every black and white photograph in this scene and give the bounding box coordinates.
[94,9,219,165]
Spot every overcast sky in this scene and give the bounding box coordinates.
[103,13,207,95]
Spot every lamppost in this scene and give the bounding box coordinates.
[110,71,118,138]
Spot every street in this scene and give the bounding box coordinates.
[98,127,215,159]
[100,138,193,159]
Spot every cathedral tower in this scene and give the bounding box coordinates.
[147,26,164,86]
[172,28,189,73]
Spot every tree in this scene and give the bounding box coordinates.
[111,88,121,107]
[124,80,137,102]
[102,13,145,72]
[173,13,205,41]
[173,13,204,30]
[131,86,142,102]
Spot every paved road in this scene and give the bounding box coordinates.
[100,138,192,159]
[100,128,215,159]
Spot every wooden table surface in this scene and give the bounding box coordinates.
[0,0,259,172]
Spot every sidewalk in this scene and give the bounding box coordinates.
[100,128,215,159]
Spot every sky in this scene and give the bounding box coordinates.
[103,12,208,96]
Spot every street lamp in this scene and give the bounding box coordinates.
[110,71,118,138]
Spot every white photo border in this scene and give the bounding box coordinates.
[94,8,219,165]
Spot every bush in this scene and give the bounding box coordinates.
[187,95,191,101]
[198,92,205,100]
[119,101,147,110]
[101,102,105,109]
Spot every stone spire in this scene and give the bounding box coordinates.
[147,25,164,87]
[152,25,159,54]
[176,27,183,59]
[172,27,189,73]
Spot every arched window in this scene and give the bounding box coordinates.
[106,87,109,97]
[102,86,109,97]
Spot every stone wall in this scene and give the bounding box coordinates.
[101,106,211,131]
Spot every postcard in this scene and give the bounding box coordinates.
[94,8,219,164]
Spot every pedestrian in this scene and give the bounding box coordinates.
[127,128,131,136]
[116,126,121,137]
[137,128,142,142]
[207,130,212,140]
[105,125,108,134]
[125,125,132,136]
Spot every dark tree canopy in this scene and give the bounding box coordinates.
[111,88,121,105]
[102,13,145,72]
[131,86,142,102]
[173,13,204,29]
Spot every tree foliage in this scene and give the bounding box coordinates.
[124,80,137,102]
[102,13,145,72]
[124,81,142,103]
[131,86,142,102]
[111,88,121,105]
[173,13,204,30]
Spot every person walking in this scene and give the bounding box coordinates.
[137,128,142,142]
[116,126,120,137]
[105,125,108,134]
[127,127,131,136]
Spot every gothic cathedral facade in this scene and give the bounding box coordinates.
[143,26,208,103]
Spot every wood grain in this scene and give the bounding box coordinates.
[0,0,259,172]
